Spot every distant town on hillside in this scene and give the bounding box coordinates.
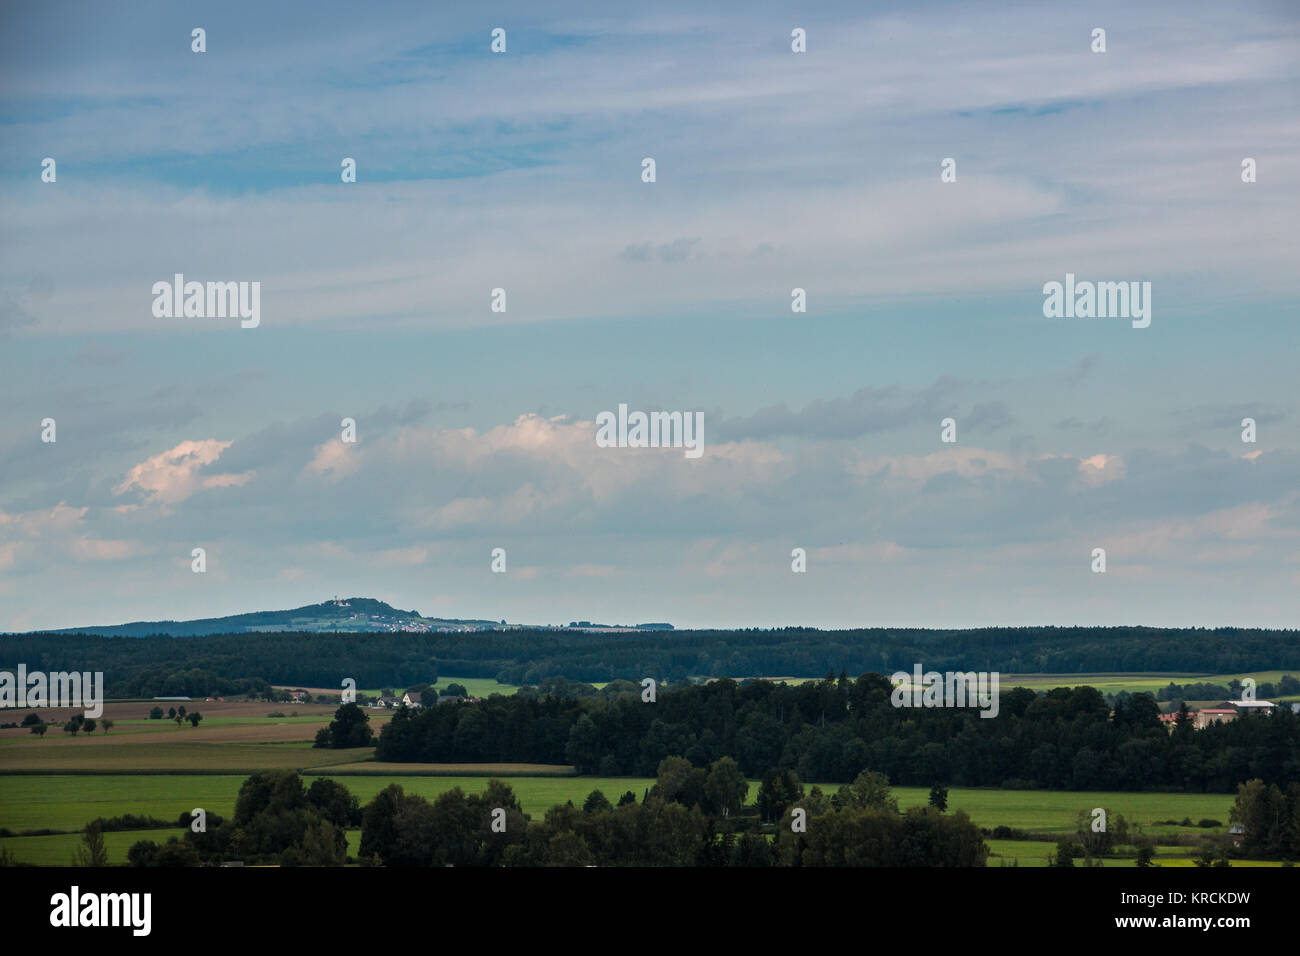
[21,597,673,637]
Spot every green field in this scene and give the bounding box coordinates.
[889,787,1234,835]
[1,772,1245,862]
[982,839,1279,868]
[431,676,522,697]
[349,676,521,698]
[0,773,657,835]
[992,671,1298,700]
[0,828,190,867]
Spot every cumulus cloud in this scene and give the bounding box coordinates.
[113,439,250,505]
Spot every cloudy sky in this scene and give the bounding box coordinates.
[1,0,1298,631]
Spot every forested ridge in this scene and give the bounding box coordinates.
[3,624,1298,696]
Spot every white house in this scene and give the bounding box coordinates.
[401,691,423,709]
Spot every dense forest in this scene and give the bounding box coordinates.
[375,675,1300,793]
[4,625,1299,696]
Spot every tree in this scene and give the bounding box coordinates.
[1230,779,1289,859]
[222,770,349,865]
[730,831,774,867]
[803,785,833,816]
[30,721,47,737]
[100,719,114,734]
[307,777,363,828]
[20,712,42,727]
[63,719,80,737]
[82,718,97,734]
[704,756,749,817]
[296,819,345,866]
[582,789,613,814]
[756,768,804,823]
[1076,809,1115,858]
[1049,837,1077,867]
[174,716,183,727]
[178,706,187,718]
[564,713,601,773]
[1134,833,1157,867]
[72,822,109,866]
[167,707,176,719]
[929,784,949,812]
[155,838,200,867]
[315,703,374,749]
[777,805,987,867]
[546,830,595,867]
[187,711,202,727]
[359,784,409,863]
[443,683,469,698]
[833,769,899,813]
[149,706,164,720]
[652,756,706,809]
[127,840,160,867]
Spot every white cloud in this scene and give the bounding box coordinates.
[113,439,246,505]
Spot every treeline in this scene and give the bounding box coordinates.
[1155,675,1299,702]
[5,625,1300,695]
[375,675,1300,793]
[122,768,986,867]
[127,774,361,867]
[360,777,985,867]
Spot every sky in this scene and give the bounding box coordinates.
[1,0,1298,632]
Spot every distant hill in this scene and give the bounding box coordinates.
[43,597,505,637]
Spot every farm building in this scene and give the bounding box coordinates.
[1228,699,1276,713]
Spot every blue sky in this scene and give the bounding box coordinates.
[1,0,1298,631]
